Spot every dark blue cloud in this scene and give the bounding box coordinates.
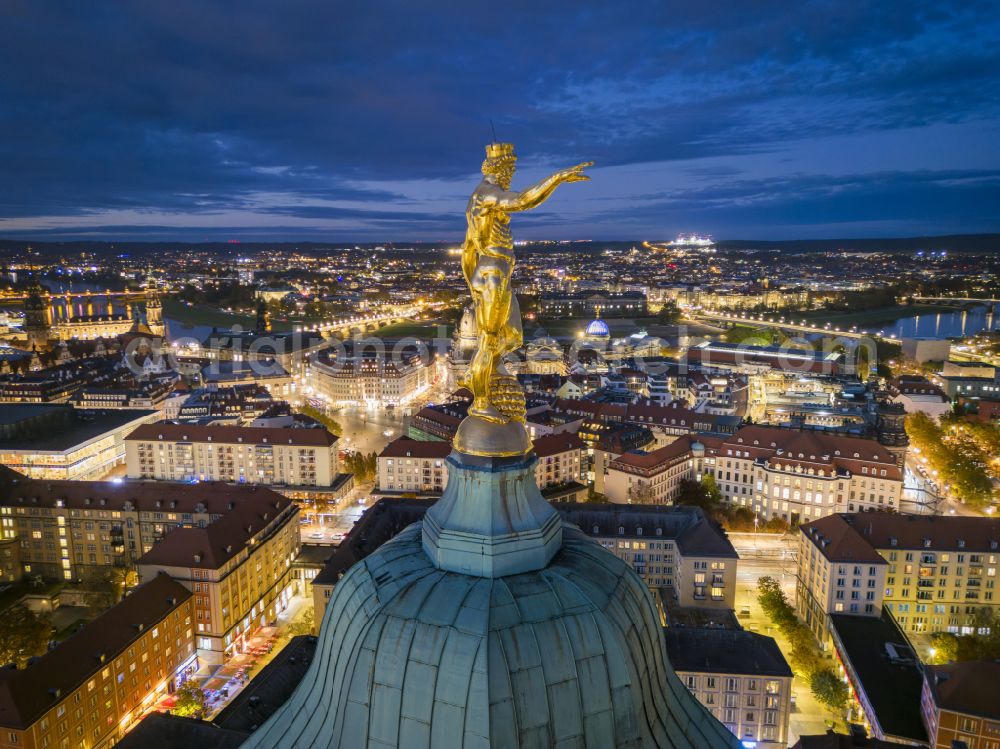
[0,0,998,239]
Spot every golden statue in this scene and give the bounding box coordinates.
[455,142,591,456]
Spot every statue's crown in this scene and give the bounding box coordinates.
[485,142,515,159]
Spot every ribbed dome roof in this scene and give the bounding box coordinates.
[585,318,610,337]
[244,523,737,749]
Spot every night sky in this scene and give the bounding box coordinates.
[2,1,999,241]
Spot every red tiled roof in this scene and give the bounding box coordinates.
[378,437,451,460]
[609,436,693,472]
[0,466,289,514]
[126,422,338,447]
[531,432,584,458]
[379,433,582,461]
[138,493,296,569]
[840,512,1000,553]
[926,661,1000,718]
[799,515,887,564]
[719,425,903,480]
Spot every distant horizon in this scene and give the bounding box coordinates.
[1,232,999,252]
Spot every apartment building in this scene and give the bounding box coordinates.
[137,491,300,664]
[124,423,339,487]
[376,433,584,495]
[0,465,292,582]
[797,514,888,647]
[555,503,738,608]
[799,513,1000,639]
[0,573,196,749]
[664,628,793,749]
[921,661,1000,749]
[602,426,906,522]
[605,435,695,504]
[868,514,999,636]
[174,383,275,424]
[696,427,906,522]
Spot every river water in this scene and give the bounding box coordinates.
[877,304,999,339]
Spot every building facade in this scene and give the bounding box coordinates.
[921,661,1000,749]
[797,515,888,647]
[0,466,294,582]
[377,433,584,495]
[308,348,433,409]
[665,628,793,749]
[125,423,339,487]
[601,425,906,523]
[0,405,158,481]
[798,512,1000,640]
[0,573,196,749]
[137,492,300,664]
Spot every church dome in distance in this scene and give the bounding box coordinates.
[585,318,610,337]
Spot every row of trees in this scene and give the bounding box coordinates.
[927,608,1000,664]
[905,412,995,507]
[670,476,792,534]
[343,451,378,483]
[299,404,342,435]
[756,576,850,713]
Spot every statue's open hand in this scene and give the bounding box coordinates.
[559,161,593,183]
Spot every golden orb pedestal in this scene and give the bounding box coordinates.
[452,413,531,458]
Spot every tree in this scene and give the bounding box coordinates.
[299,404,341,435]
[0,605,51,667]
[286,607,315,638]
[786,626,824,676]
[702,475,723,505]
[927,632,959,664]
[628,482,657,504]
[810,669,849,712]
[756,576,787,620]
[174,679,206,719]
[656,301,681,325]
[675,478,718,514]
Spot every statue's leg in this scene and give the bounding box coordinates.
[468,261,505,422]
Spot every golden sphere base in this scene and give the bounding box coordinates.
[453,414,531,458]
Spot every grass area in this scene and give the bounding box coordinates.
[796,304,962,328]
[370,320,452,339]
[526,316,661,338]
[164,298,350,333]
[164,298,273,331]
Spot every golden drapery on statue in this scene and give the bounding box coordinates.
[454,142,591,457]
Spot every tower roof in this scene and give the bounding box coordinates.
[242,523,737,749]
[585,318,610,337]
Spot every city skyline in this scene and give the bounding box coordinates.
[1,1,999,241]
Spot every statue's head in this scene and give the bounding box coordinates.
[482,142,516,189]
